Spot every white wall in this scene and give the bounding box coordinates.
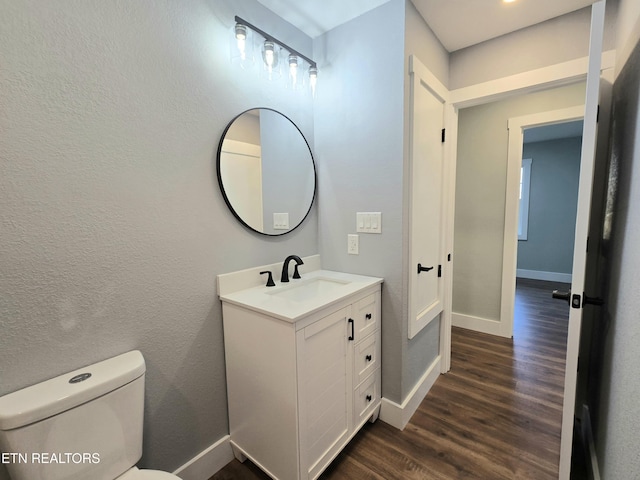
[0,0,316,477]
[453,83,586,322]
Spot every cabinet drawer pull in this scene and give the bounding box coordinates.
[348,318,354,341]
[366,354,372,362]
[366,394,372,402]
[365,313,372,320]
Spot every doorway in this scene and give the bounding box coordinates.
[513,119,584,341]
[516,121,583,285]
[450,93,586,339]
[501,107,585,338]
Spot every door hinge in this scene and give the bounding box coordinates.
[438,265,442,277]
[448,253,452,262]
[597,105,600,123]
[441,128,446,143]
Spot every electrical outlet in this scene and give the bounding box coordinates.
[347,234,359,255]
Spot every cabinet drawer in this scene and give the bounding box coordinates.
[353,293,378,341]
[354,369,380,425]
[353,333,378,386]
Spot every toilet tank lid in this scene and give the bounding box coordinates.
[0,350,145,431]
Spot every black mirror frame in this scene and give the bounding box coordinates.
[216,108,317,236]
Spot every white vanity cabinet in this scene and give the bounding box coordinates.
[221,282,381,480]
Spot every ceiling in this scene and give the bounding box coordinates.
[255,0,597,52]
[255,0,390,39]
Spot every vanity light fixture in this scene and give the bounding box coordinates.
[233,16,318,95]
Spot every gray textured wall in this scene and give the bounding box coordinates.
[595,16,640,478]
[313,0,407,404]
[0,0,317,477]
[403,0,450,401]
[517,137,582,275]
[453,83,586,322]
[313,0,450,406]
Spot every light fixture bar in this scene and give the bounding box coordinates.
[235,16,317,69]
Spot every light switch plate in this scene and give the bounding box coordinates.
[273,213,289,230]
[356,212,382,234]
[347,234,359,255]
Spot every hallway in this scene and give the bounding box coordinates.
[212,279,570,479]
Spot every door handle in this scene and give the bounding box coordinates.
[552,289,571,304]
[583,294,604,307]
[417,263,434,274]
[348,318,354,341]
[553,290,605,307]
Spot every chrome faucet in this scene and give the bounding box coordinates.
[281,255,304,283]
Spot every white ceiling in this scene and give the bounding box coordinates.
[255,0,596,52]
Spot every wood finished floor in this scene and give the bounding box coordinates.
[211,278,570,480]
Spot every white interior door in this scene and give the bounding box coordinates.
[408,55,447,340]
[220,139,264,231]
[559,1,605,478]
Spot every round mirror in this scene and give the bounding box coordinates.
[217,108,316,236]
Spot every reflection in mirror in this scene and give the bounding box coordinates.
[217,109,316,235]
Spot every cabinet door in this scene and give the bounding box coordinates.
[297,308,352,480]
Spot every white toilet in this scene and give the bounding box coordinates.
[0,351,181,480]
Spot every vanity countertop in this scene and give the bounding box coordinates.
[219,268,383,322]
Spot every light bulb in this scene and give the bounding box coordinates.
[235,24,247,60]
[264,41,275,70]
[309,66,318,97]
[289,54,298,88]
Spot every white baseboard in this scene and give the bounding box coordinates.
[173,434,234,480]
[379,356,441,430]
[516,269,572,283]
[452,312,506,337]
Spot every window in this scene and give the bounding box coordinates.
[518,158,532,240]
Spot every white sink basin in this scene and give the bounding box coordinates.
[267,277,350,302]
[218,264,383,322]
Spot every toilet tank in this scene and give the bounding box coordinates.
[0,351,146,480]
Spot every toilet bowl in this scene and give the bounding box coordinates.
[0,351,181,480]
